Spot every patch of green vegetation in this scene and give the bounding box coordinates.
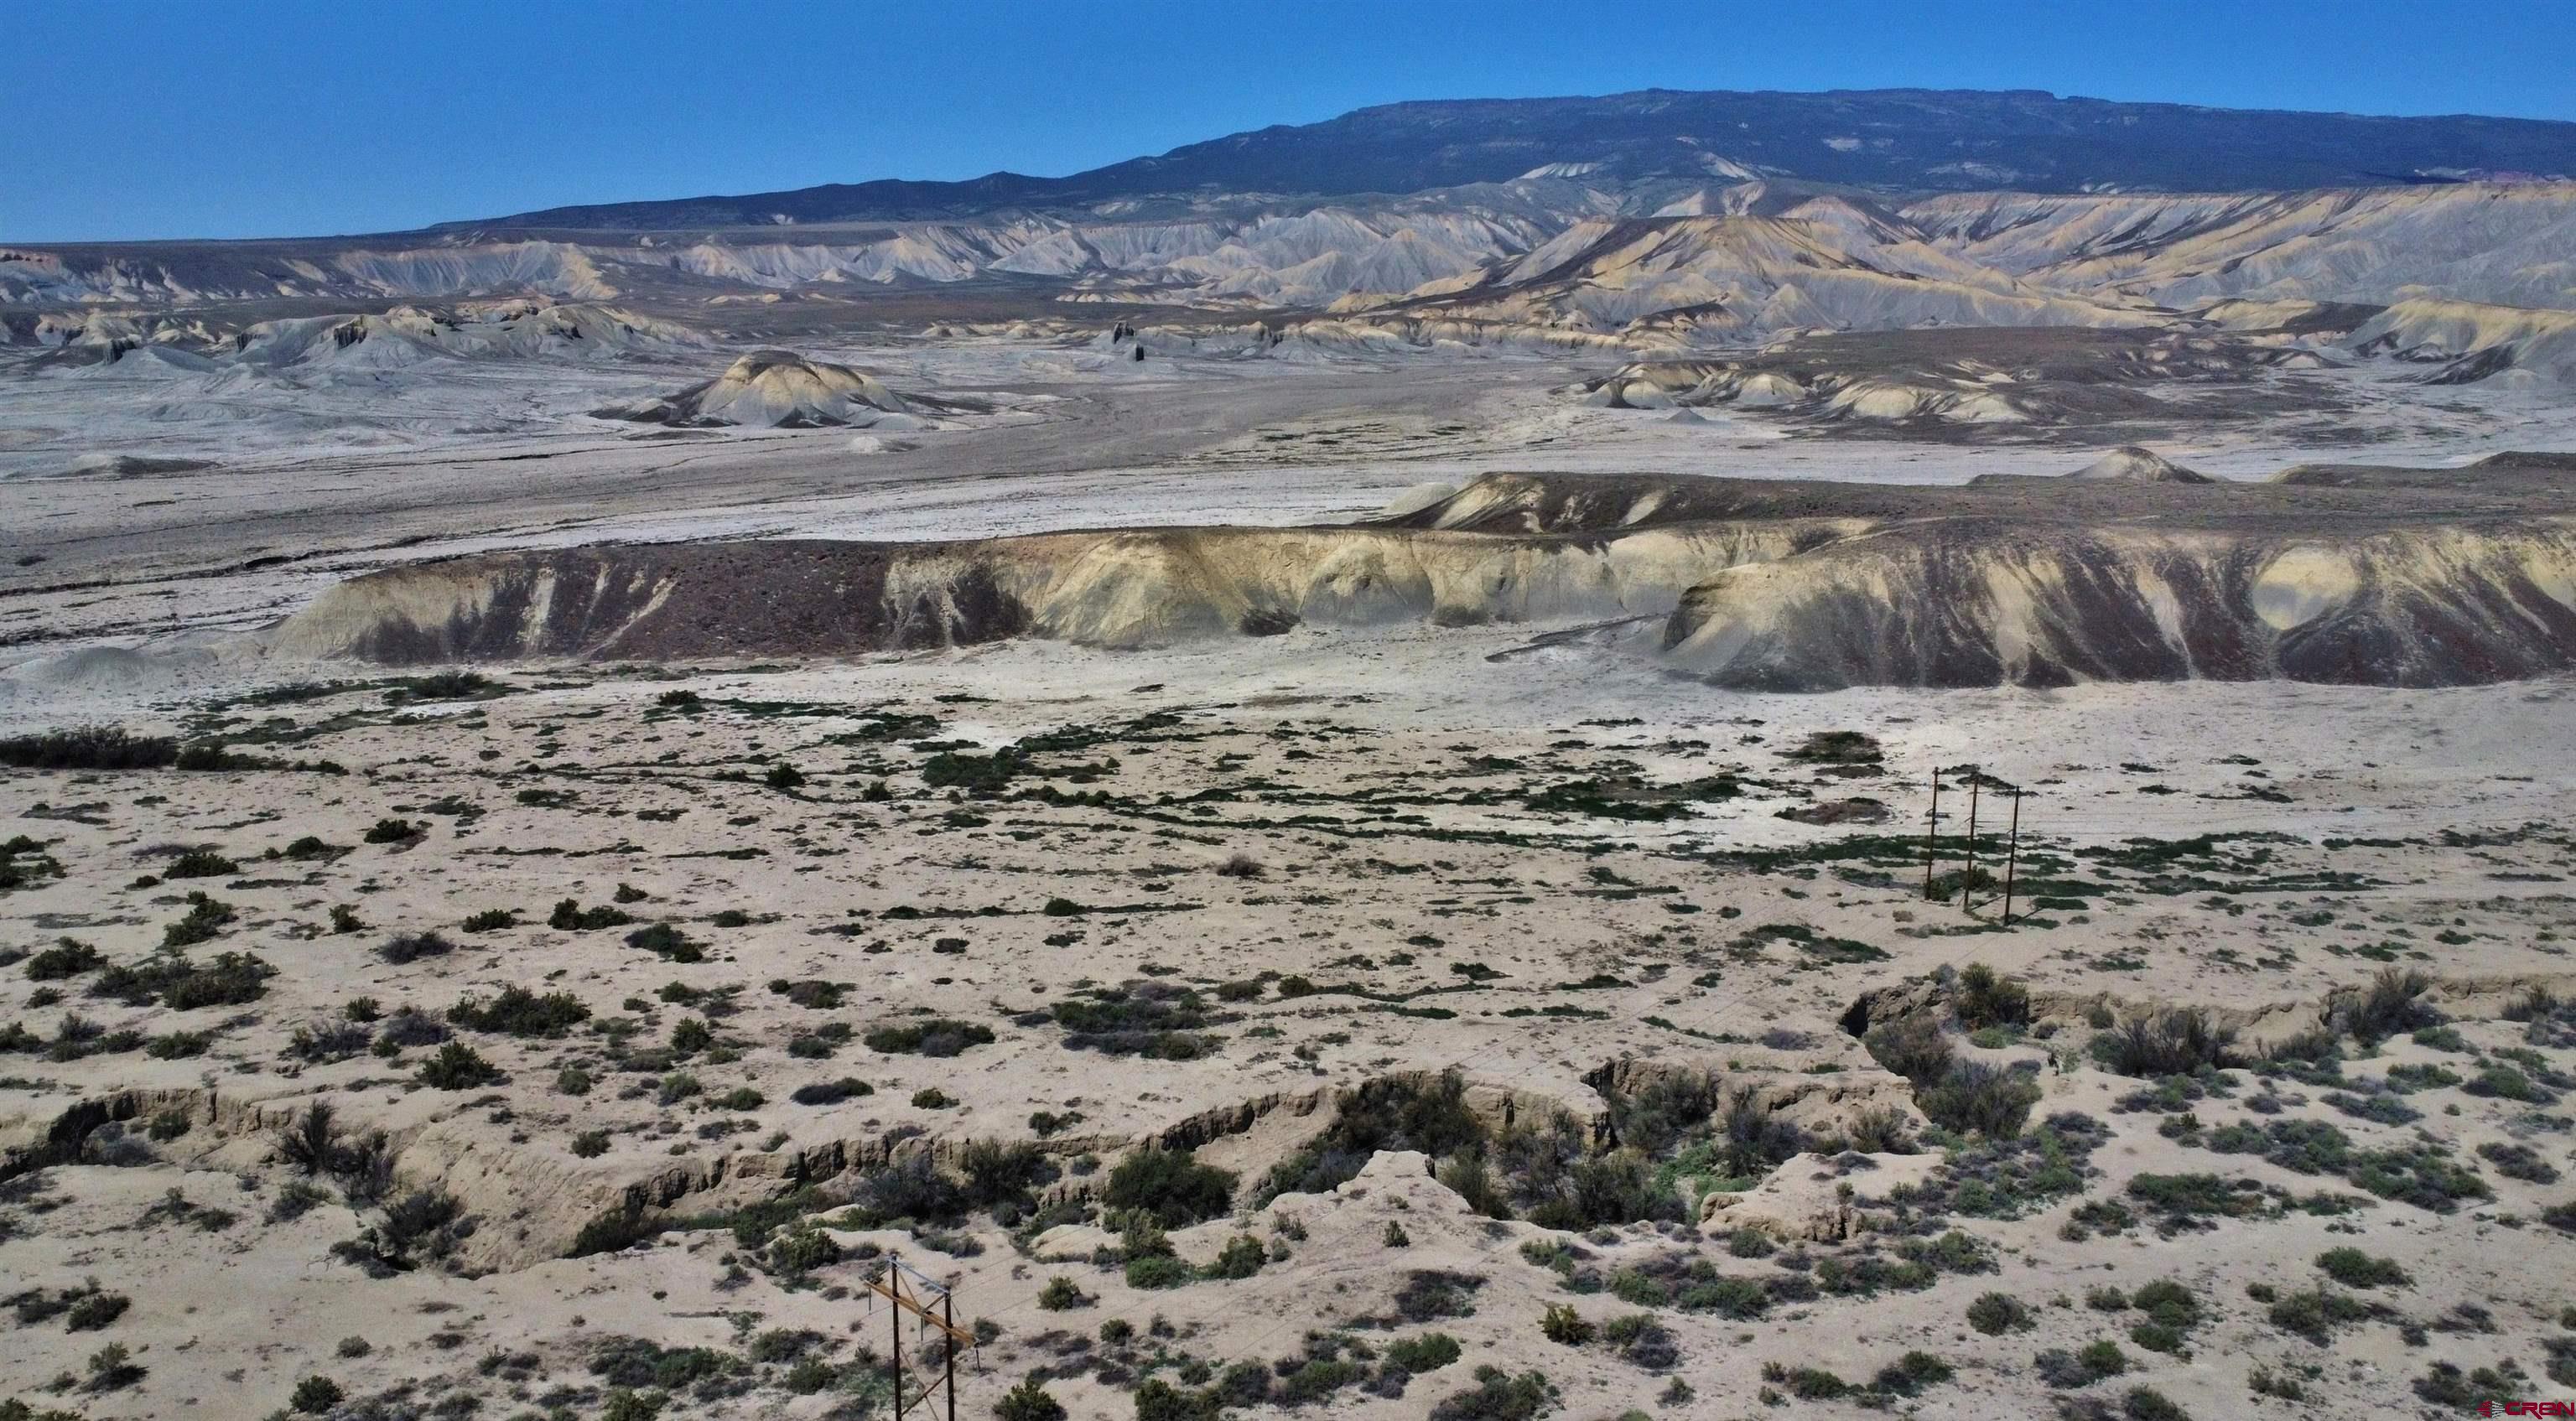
[447,987,589,1037]
[1046,982,1218,1058]
[159,891,236,947]
[93,946,273,1009]
[1733,922,1890,964]
[1521,774,1740,822]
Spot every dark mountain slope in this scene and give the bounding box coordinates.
[474,88,2576,229]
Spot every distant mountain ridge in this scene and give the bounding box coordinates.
[471,87,2576,230]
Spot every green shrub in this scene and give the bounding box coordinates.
[1539,1304,1593,1344]
[2098,1009,2237,1076]
[958,1139,1049,1210]
[165,850,237,879]
[95,945,274,1008]
[1384,1332,1462,1373]
[549,898,634,930]
[376,931,454,966]
[995,1377,1067,1421]
[1763,1362,1851,1400]
[1427,1367,1554,1421]
[1870,1351,1953,1397]
[1273,1358,1363,1405]
[362,818,421,844]
[1919,1061,2042,1137]
[289,1376,344,1413]
[1864,1016,1955,1086]
[2267,1287,2376,1344]
[624,923,700,962]
[1124,1255,1193,1289]
[2122,1386,2193,1421]
[0,727,177,769]
[1208,1234,1266,1279]
[1955,963,2031,1029]
[65,1292,129,1331]
[1036,1276,1085,1311]
[1104,1148,1237,1227]
[864,1018,995,1055]
[790,1078,871,1106]
[2479,1141,2560,1184]
[418,1041,501,1090]
[160,891,236,947]
[1966,1292,2033,1335]
[769,1226,838,1273]
[2338,967,2440,1042]
[448,986,589,1036]
[24,939,104,980]
[2314,1247,2410,1289]
[146,1030,210,1059]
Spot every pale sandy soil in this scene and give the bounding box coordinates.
[3,629,2574,1419]
[3,329,2575,1421]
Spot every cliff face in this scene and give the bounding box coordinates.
[1661,519,2576,690]
[267,523,1834,663]
[267,469,2576,692]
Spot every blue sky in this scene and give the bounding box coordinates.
[10,0,2574,241]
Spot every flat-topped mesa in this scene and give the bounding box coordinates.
[267,522,1831,664]
[1662,517,2576,690]
[268,468,2576,689]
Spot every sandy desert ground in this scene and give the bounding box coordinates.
[4,325,2576,1421]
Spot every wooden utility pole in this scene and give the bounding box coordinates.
[1922,773,1941,900]
[1999,789,2023,926]
[1960,772,1981,910]
[868,1252,974,1421]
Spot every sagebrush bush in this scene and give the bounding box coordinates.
[418,1041,501,1090]
[548,898,634,931]
[1917,1061,2043,1138]
[377,931,454,966]
[1965,1291,2033,1335]
[447,986,589,1036]
[1954,963,2031,1029]
[1864,1016,1955,1086]
[0,727,177,770]
[1104,1147,1238,1227]
[2314,1247,2410,1289]
[994,1377,1067,1421]
[1539,1304,1593,1344]
[2100,1009,2237,1076]
[2338,967,2441,1042]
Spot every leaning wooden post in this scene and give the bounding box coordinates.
[1923,773,1942,900]
[1961,773,1981,910]
[2001,789,2023,925]
[943,1291,958,1421]
[891,1255,905,1421]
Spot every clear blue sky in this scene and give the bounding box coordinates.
[11,0,2574,241]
